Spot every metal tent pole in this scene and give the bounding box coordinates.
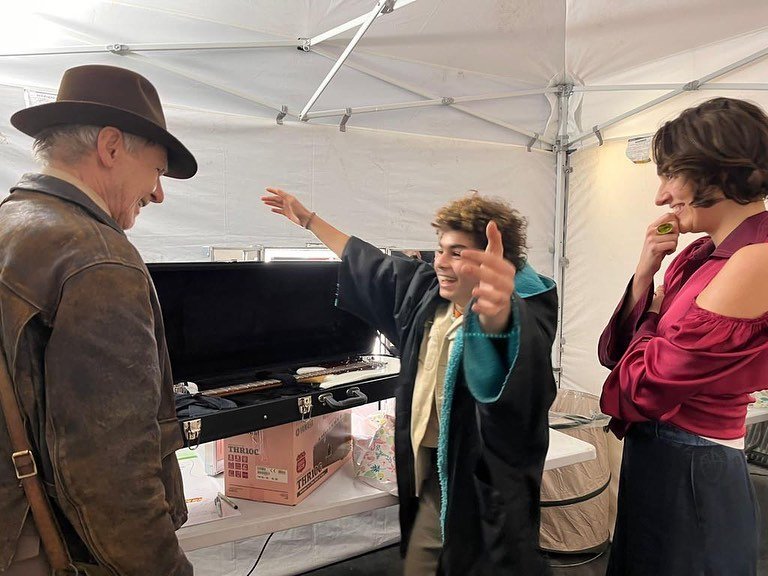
[0,40,296,58]
[303,88,558,120]
[308,0,418,47]
[299,0,397,120]
[552,84,572,385]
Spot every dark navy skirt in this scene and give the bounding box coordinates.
[607,421,759,576]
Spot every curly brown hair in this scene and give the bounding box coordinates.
[653,97,768,207]
[431,192,527,270]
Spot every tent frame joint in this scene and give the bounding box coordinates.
[592,126,604,146]
[441,96,454,105]
[106,43,128,54]
[381,0,397,14]
[339,108,352,131]
[276,105,288,125]
[298,38,311,52]
[526,132,540,152]
[683,80,701,91]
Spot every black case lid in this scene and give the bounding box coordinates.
[147,261,376,383]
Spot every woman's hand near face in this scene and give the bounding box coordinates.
[618,214,680,324]
[635,213,680,284]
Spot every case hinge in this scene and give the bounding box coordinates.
[183,419,202,450]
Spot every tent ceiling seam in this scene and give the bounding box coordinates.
[308,0,418,47]
[110,0,281,38]
[310,47,554,148]
[569,44,768,147]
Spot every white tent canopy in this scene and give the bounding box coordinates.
[2,0,768,399]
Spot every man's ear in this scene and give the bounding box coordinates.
[95,126,123,168]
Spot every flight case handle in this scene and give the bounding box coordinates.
[317,387,368,410]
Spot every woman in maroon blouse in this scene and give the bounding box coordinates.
[598,97,768,576]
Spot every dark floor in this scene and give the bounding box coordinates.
[302,544,610,576]
[303,465,768,576]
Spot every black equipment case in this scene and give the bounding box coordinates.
[147,261,399,448]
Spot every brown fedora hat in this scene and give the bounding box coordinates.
[11,64,197,179]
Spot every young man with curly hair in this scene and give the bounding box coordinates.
[262,189,557,575]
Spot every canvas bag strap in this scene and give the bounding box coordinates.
[0,346,72,570]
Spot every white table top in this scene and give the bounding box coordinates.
[746,405,768,426]
[544,428,596,471]
[177,427,595,551]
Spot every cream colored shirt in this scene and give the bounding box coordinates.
[41,167,112,217]
[411,302,463,494]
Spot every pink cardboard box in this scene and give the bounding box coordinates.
[224,410,352,505]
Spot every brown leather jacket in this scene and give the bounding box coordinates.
[0,174,192,575]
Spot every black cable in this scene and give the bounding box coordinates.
[244,532,274,576]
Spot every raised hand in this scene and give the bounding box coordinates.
[261,187,313,228]
[458,220,517,334]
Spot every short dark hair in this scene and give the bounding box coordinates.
[653,97,768,207]
[431,192,527,270]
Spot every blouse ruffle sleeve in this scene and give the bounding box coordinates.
[597,277,653,369]
[600,302,768,428]
[598,238,713,370]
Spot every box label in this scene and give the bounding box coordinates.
[256,466,288,483]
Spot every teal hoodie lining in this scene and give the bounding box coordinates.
[435,264,555,538]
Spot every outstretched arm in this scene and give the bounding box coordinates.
[262,187,350,258]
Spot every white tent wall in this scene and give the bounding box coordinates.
[559,140,704,396]
[0,85,557,267]
[127,116,557,267]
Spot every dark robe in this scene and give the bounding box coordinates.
[337,237,557,575]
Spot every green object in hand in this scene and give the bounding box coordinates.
[656,222,674,235]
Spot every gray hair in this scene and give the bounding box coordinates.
[33,125,150,167]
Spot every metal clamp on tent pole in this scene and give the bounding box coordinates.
[106,43,128,54]
[441,96,454,105]
[276,105,288,125]
[526,132,540,152]
[381,0,397,14]
[592,126,604,146]
[683,80,701,91]
[297,38,311,52]
[339,108,352,132]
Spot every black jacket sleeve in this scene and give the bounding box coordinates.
[336,237,438,349]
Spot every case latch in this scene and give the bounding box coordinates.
[298,396,313,421]
[183,419,202,450]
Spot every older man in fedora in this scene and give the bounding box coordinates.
[0,65,196,575]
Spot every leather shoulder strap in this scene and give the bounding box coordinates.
[0,347,71,570]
